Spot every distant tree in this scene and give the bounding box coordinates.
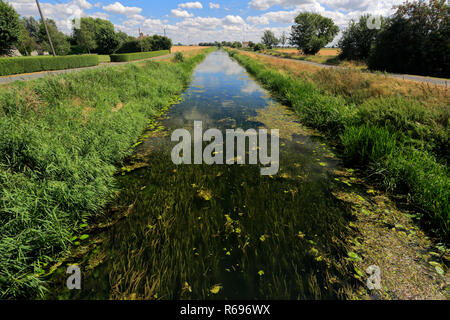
[73,17,96,53]
[38,19,70,55]
[0,0,21,53]
[279,31,287,47]
[248,41,255,48]
[254,43,266,51]
[232,41,242,48]
[339,15,385,61]
[369,0,449,78]
[290,12,339,55]
[261,30,278,49]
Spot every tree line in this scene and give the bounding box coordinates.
[0,0,172,56]
[255,0,448,78]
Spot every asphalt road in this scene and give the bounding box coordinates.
[257,52,449,87]
[0,53,174,84]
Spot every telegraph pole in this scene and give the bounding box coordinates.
[35,0,56,56]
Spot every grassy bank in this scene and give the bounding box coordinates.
[226,49,449,241]
[0,48,215,299]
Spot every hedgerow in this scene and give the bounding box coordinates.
[0,55,99,76]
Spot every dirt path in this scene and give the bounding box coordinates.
[255,52,449,87]
[0,53,174,84]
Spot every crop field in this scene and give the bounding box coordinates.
[275,48,341,56]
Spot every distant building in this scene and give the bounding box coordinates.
[242,42,250,48]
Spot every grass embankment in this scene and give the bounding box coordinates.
[0,48,215,298]
[226,49,449,241]
[0,55,99,76]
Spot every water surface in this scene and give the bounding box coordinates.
[51,50,354,300]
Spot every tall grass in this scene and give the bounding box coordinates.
[0,48,214,299]
[226,49,449,241]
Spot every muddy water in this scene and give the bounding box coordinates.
[51,50,356,300]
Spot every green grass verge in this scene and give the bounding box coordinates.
[110,50,170,62]
[0,55,99,76]
[226,49,449,241]
[0,48,215,299]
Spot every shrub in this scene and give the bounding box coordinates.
[0,55,99,76]
[254,43,266,51]
[174,52,184,62]
[110,50,169,62]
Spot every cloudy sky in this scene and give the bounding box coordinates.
[6,0,406,44]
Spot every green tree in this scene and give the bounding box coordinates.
[38,19,70,55]
[73,17,96,53]
[232,41,242,48]
[93,18,119,54]
[17,20,37,56]
[23,16,39,42]
[369,0,449,78]
[261,30,278,49]
[290,12,339,55]
[339,15,384,61]
[0,0,21,53]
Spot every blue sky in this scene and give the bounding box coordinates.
[7,0,405,44]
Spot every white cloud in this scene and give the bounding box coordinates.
[179,2,203,9]
[209,2,220,9]
[102,1,142,16]
[171,8,194,18]
[223,15,246,25]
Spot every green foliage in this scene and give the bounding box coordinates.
[38,19,70,55]
[22,16,39,41]
[0,0,21,52]
[340,124,398,165]
[116,39,141,54]
[117,35,172,54]
[339,15,384,61]
[368,0,450,78]
[226,48,449,241]
[0,55,99,76]
[72,17,97,54]
[290,12,339,55]
[94,19,120,55]
[231,41,242,48]
[261,30,279,49]
[16,19,37,56]
[110,50,169,62]
[253,43,266,51]
[174,52,184,62]
[0,49,212,298]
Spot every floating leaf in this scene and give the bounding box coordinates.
[258,270,265,276]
